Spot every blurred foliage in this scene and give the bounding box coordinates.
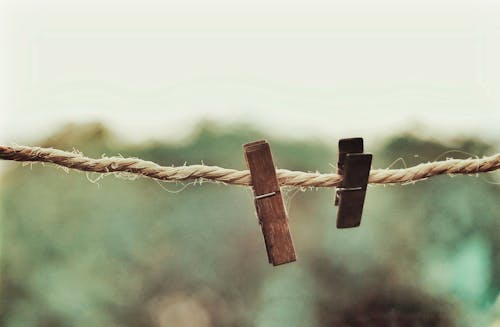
[0,122,499,326]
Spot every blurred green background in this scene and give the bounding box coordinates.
[2,1,500,326]
[0,122,498,326]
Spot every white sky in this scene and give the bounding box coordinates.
[1,0,500,146]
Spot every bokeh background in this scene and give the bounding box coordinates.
[1,1,499,326]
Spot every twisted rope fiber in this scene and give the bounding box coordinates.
[0,145,499,187]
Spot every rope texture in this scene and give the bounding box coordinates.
[0,145,499,187]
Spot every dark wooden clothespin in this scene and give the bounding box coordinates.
[243,140,296,266]
[335,138,372,228]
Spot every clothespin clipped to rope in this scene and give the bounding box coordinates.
[335,138,372,228]
[243,140,296,266]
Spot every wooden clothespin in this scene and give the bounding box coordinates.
[243,140,296,266]
[335,138,372,228]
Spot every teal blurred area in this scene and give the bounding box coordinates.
[0,122,499,326]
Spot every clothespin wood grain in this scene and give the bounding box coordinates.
[243,140,296,266]
[335,138,372,228]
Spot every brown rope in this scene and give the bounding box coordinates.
[1,145,499,187]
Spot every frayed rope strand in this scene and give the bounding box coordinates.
[0,145,499,187]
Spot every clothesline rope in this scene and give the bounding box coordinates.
[0,145,499,188]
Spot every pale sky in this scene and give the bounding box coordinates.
[1,0,500,146]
